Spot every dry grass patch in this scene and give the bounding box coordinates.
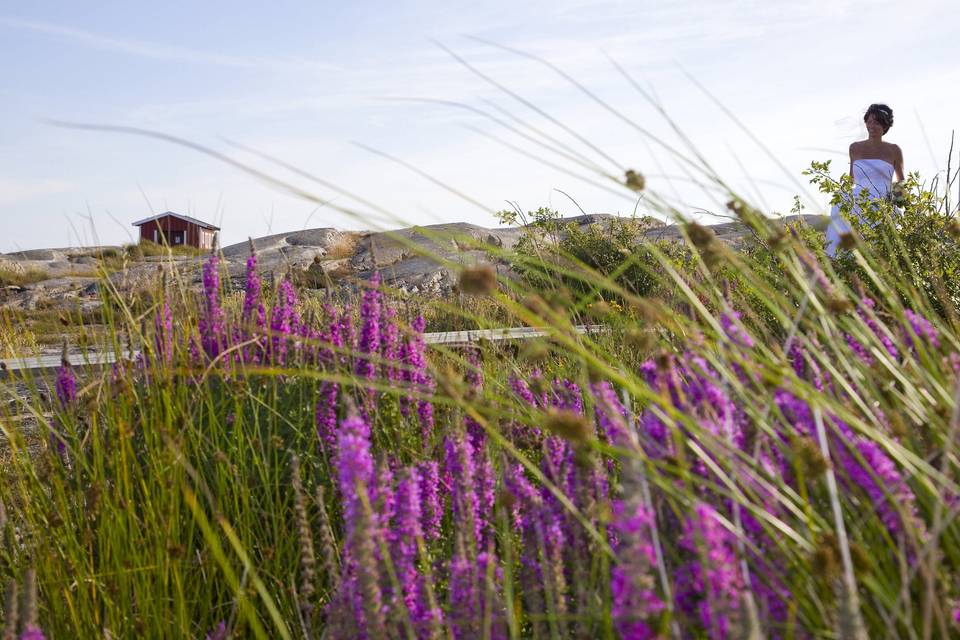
[0,267,48,288]
[324,231,362,260]
[0,316,39,358]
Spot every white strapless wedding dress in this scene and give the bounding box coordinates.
[825,158,895,256]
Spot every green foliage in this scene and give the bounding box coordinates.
[502,206,691,304]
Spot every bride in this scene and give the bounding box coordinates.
[825,103,905,256]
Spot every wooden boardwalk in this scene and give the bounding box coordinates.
[1,325,603,377]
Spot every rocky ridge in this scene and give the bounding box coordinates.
[1,214,826,312]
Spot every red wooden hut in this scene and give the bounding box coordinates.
[132,212,219,249]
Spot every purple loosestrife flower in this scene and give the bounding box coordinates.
[675,503,744,639]
[504,464,563,637]
[464,348,485,442]
[155,300,174,365]
[315,381,339,455]
[397,340,412,418]
[474,449,495,548]
[859,297,899,360]
[720,310,755,348]
[610,500,664,639]
[298,313,321,365]
[188,337,201,366]
[269,278,301,364]
[554,378,584,414]
[380,305,400,384]
[509,375,537,406]
[543,435,574,499]
[417,460,442,542]
[787,341,830,392]
[356,273,382,381]
[242,253,266,329]
[948,352,960,374]
[904,308,940,349]
[391,467,443,633]
[844,334,874,365]
[338,414,375,523]
[504,464,539,531]
[391,467,422,593]
[401,315,434,443]
[374,461,396,544]
[591,381,630,447]
[55,363,76,408]
[447,549,477,637]
[340,304,356,351]
[318,304,337,347]
[637,358,679,454]
[204,621,228,640]
[797,247,834,292]
[504,464,547,637]
[462,351,496,547]
[19,626,46,640]
[448,547,505,640]
[775,390,925,543]
[199,256,227,359]
[444,435,484,547]
[331,412,384,636]
[837,436,927,541]
[639,355,745,464]
[506,374,543,442]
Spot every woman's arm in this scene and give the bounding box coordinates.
[892,144,905,182]
[848,143,856,180]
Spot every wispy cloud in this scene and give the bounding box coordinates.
[0,16,340,74]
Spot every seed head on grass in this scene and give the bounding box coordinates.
[790,436,829,478]
[766,226,789,251]
[725,197,752,220]
[624,169,645,192]
[314,485,340,588]
[685,222,716,250]
[457,264,497,296]
[838,232,858,251]
[947,218,960,240]
[825,294,854,315]
[544,408,592,444]
[289,454,317,606]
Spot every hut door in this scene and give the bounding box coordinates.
[172,230,184,245]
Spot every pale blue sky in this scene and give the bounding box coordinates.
[1,0,956,251]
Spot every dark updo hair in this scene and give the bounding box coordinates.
[864,103,894,133]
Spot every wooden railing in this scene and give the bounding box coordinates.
[1,325,604,378]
